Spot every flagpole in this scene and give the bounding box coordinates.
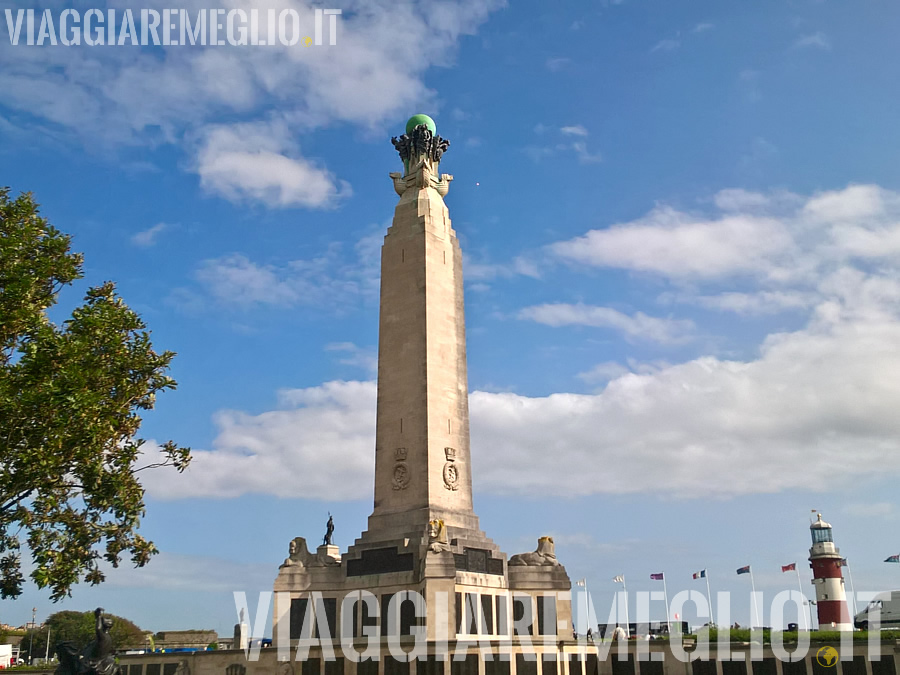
[623,576,630,636]
[795,567,808,630]
[705,572,715,627]
[749,568,760,628]
[662,573,671,634]
[844,560,857,617]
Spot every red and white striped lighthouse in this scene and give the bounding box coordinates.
[808,513,852,630]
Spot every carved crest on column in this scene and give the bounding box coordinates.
[442,446,459,491]
[392,447,410,490]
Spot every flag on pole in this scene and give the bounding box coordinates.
[885,555,900,563]
[576,579,587,587]
[781,563,796,572]
[613,575,625,583]
[736,565,751,575]
[692,570,707,579]
[839,558,848,567]
[650,573,664,580]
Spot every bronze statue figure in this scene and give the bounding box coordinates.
[323,513,334,546]
[55,608,118,675]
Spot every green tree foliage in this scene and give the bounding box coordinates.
[0,188,190,600]
[21,611,145,661]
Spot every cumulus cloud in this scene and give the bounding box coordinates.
[666,290,818,316]
[519,303,694,344]
[550,184,900,286]
[794,32,831,50]
[561,125,589,137]
[465,255,541,282]
[141,183,900,502]
[141,381,377,500]
[551,206,796,281]
[524,125,602,165]
[131,223,170,247]
[193,120,349,208]
[650,39,680,53]
[180,229,382,310]
[142,283,900,501]
[325,342,377,375]
[0,0,504,207]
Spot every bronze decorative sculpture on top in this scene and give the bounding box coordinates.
[56,608,118,675]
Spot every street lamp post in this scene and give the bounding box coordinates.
[27,607,36,664]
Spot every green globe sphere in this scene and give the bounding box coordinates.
[406,114,436,135]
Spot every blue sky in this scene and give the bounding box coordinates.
[3,0,900,636]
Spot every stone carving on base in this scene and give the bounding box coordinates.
[174,661,190,675]
[280,536,341,568]
[226,665,246,675]
[427,519,451,553]
[280,537,311,567]
[55,608,118,675]
[509,536,560,566]
[277,663,294,675]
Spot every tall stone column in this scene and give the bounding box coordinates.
[362,115,481,542]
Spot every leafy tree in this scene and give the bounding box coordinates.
[0,188,190,600]
[45,610,145,650]
[19,610,145,661]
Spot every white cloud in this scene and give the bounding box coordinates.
[551,184,900,285]
[546,57,572,72]
[465,255,541,282]
[804,184,889,222]
[102,552,273,592]
[141,380,377,500]
[675,290,818,315]
[650,39,680,53]
[712,188,772,212]
[0,0,504,204]
[194,120,350,208]
[519,303,695,344]
[131,223,169,247]
[576,361,631,384]
[186,230,381,310]
[145,287,900,501]
[325,342,377,375]
[842,502,896,519]
[572,141,602,164]
[142,183,900,504]
[523,126,601,165]
[561,125,589,137]
[195,254,302,307]
[794,32,831,50]
[550,206,795,281]
[693,23,714,33]
[473,308,900,498]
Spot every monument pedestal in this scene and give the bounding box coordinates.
[316,544,340,564]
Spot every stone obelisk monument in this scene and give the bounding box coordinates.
[363,113,482,544]
[274,115,571,652]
